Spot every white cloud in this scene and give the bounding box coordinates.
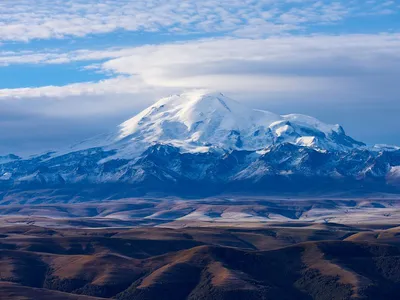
[0,0,397,42]
[0,77,149,99]
[0,34,399,100]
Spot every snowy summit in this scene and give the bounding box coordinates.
[99,91,364,157]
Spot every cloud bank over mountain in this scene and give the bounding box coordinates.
[0,0,399,154]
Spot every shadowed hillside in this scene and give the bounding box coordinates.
[0,225,400,299]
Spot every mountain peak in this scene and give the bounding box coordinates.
[147,91,244,116]
[105,91,365,158]
[117,91,282,150]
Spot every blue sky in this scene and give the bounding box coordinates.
[0,0,399,155]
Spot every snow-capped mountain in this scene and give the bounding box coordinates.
[75,91,364,159]
[0,91,399,199]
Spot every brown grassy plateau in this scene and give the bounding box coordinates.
[1,222,400,299]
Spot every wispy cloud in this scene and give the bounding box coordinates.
[0,76,159,100]
[0,34,399,99]
[0,0,398,42]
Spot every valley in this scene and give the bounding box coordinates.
[0,197,400,229]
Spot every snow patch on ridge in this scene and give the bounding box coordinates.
[388,166,400,179]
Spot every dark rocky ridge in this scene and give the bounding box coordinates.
[0,144,399,200]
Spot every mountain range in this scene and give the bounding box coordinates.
[1,91,400,199]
